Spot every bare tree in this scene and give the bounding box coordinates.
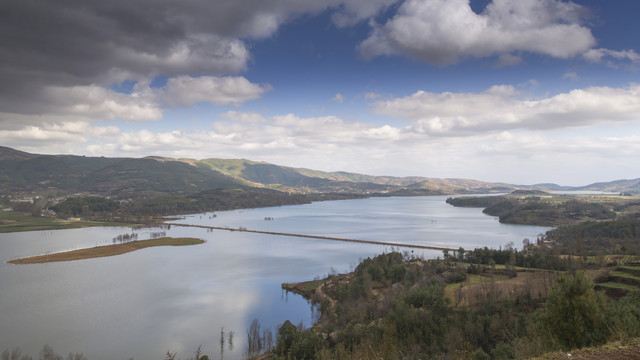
[219,328,225,360]
[38,345,62,360]
[228,331,234,351]
[2,348,32,360]
[65,354,85,360]
[262,328,274,352]
[247,318,262,357]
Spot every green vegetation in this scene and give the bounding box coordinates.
[537,273,612,349]
[4,147,640,358]
[0,149,241,197]
[130,188,366,215]
[545,215,640,255]
[268,201,640,359]
[50,196,119,216]
[487,199,615,226]
[597,281,639,291]
[268,250,640,359]
[1,188,368,233]
[7,237,204,264]
[446,192,637,226]
[0,210,130,233]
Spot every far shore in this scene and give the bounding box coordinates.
[7,237,205,264]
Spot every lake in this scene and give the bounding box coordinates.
[0,196,549,359]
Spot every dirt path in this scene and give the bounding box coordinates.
[534,339,640,360]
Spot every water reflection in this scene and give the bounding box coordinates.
[0,196,550,359]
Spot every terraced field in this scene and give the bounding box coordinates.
[596,263,640,299]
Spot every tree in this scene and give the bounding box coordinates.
[2,348,32,360]
[458,247,465,262]
[537,273,612,349]
[247,318,263,357]
[38,345,62,360]
[275,320,298,357]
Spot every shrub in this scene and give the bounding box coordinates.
[536,273,612,349]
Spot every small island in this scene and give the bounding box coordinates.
[7,237,205,264]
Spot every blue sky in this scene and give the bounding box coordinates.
[0,0,639,185]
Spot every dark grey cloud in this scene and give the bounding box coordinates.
[0,1,247,113]
[0,0,396,118]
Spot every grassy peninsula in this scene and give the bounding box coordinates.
[7,237,204,264]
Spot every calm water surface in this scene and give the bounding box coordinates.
[0,196,549,359]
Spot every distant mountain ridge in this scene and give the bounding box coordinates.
[576,178,640,194]
[0,146,637,197]
[529,179,640,194]
[193,158,516,194]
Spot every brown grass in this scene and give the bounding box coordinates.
[7,237,205,264]
[446,270,560,308]
[446,268,614,308]
[532,338,640,360]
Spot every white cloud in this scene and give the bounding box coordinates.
[358,0,595,65]
[0,75,270,125]
[449,131,640,184]
[583,48,640,69]
[372,84,640,136]
[0,121,121,155]
[364,92,382,101]
[160,76,272,108]
[220,111,268,124]
[0,85,163,125]
[331,93,345,103]
[364,124,401,140]
[46,85,163,122]
[331,0,400,27]
[4,106,640,186]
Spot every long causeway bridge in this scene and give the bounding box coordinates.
[170,223,461,252]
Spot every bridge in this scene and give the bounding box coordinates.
[169,223,462,252]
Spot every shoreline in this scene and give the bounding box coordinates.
[7,237,205,264]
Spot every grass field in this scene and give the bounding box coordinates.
[7,237,205,264]
[619,265,640,272]
[282,278,327,295]
[596,281,640,291]
[610,270,640,281]
[445,271,549,307]
[0,211,133,233]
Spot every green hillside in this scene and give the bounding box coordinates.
[195,157,522,194]
[2,146,638,200]
[197,158,395,193]
[0,149,241,197]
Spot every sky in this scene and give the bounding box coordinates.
[0,0,639,186]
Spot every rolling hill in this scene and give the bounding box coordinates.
[1,146,638,198]
[0,147,240,197]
